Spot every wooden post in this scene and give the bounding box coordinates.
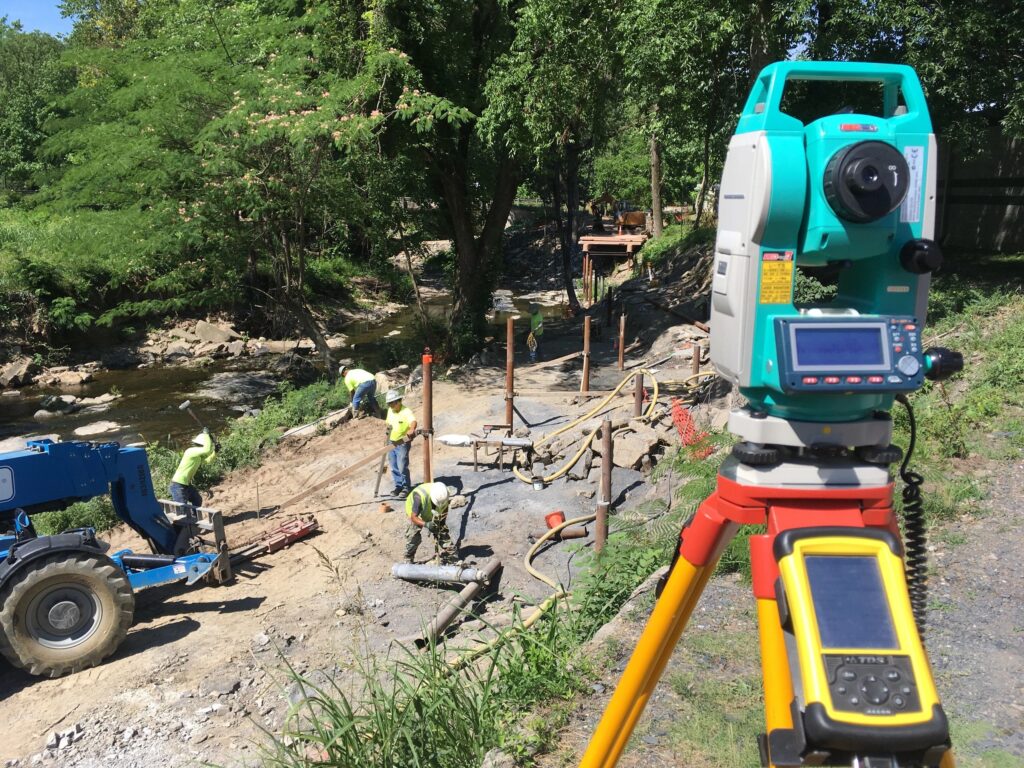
[582,315,591,393]
[605,286,613,327]
[422,348,433,482]
[617,314,626,371]
[596,419,612,554]
[633,372,644,417]
[691,340,701,376]
[585,257,593,309]
[505,317,515,430]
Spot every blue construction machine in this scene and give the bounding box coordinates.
[0,438,230,677]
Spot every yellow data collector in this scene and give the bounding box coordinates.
[770,528,950,765]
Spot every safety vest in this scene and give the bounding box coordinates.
[530,311,544,336]
[405,484,435,522]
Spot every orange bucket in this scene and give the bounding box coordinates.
[545,510,566,529]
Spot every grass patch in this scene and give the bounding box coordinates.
[948,719,1024,768]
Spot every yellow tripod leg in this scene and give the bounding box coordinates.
[579,556,717,768]
[757,597,795,767]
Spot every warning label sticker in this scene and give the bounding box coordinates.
[760,251,794,304]
[900,145,924,223]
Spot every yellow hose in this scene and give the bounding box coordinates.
[513,368,661,486]
[450,369,713,670]
[450,513,595,670]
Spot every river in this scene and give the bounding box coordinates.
[0,292,564,451]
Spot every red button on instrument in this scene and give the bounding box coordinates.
[904,323,916,331]
[824,376,841,384]
[846,376,862,384]
[802,376,819,385]
[894,345,903,353]
[868,375,884,384]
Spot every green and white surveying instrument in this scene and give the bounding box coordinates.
[581,61,962,768]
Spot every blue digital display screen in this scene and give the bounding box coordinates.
[794,327,885,367]
[806,556,898,650]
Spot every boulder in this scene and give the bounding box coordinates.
[194,342,226,358]
[73,420,121,437]
[226,340,246,357]
[102,347,149,369]
[0,357,38,388]
[163,341,192,360]
[194,320,240,344]
[40,394,79,412]
[38,369,93,388]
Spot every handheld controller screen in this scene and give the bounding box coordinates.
[806,555,897,649]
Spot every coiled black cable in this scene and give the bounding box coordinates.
[896,394,928,636]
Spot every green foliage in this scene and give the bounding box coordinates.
[261,604,590,767]
[794,268,838,306]
[638,223,715,269]
[32,498,119,537]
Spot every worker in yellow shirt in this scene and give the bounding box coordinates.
[528,303,544,362]
[384,389,417,497]
[404,482,456,563]
[169,430,217,510]
[339,362,379,417]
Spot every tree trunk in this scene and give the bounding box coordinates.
[650,131,663,237]
[286,291,335,382]
[749,0,773,85]
[694,128,712,228]
[438,151,519,357]
[553,157,580,312]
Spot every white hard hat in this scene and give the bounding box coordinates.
[338,362,349,374]
[192,433,207,446]
[429,482,449,507]
[385,389,402,404]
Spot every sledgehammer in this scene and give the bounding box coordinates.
[179,400,207,431]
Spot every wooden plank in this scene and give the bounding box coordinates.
[278,442,396,509]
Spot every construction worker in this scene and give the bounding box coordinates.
[339,362,379,417]
[528,303,544,362]
[384,389,416,497]
[404,481,456,563]
[169,430,217,509]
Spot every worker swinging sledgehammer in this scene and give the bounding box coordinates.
[339,362,380,417]
[169,430,218,510]
[404,482,457,564]
[384,389,417,498]
[528,303,543,362]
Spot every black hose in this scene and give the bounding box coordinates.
[896,394,928,636]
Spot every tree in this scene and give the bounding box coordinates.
[486,0,621,312]
[361,0,523,357]
[0,20,72,200]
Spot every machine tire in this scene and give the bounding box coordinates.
[0,552,134,678]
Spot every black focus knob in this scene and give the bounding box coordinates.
[900,239,943,274]
[823,141,910,223]
[924,347,964,381]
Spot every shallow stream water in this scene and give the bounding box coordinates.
[0,293,564,450]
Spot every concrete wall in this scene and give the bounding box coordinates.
[938,129,1024,253]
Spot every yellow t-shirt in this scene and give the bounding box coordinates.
[386,406,416,442]
[343,369,375,393]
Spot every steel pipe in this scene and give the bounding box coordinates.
[421,558,502,644]
[391,563,489,584]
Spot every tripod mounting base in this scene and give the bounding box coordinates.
[729,409,892,449]
[720,454,891,490]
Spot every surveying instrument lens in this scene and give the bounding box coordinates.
[579,61,963,768]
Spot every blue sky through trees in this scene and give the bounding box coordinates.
[0,0,73,35]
